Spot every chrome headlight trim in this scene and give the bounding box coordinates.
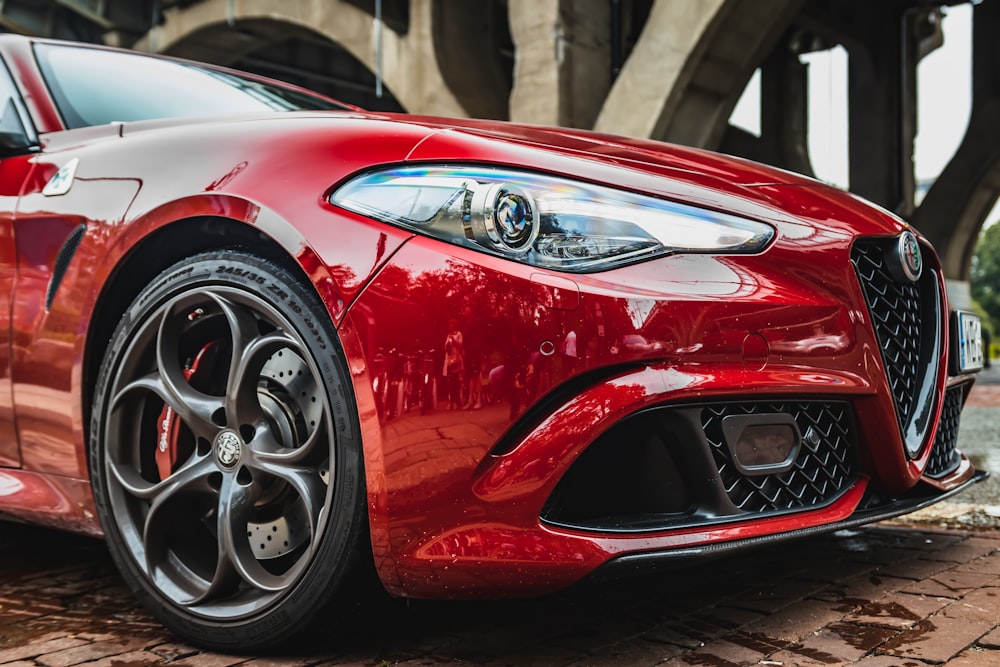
[330,165,775,272]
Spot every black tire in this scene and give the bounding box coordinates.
[90,251,367,652]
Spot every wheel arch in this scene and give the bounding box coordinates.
[82,214,319,469]
[80,200,386,592]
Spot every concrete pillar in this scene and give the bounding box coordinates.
[594,0,726,140]
[912,0,1000,280]
[761,42,813,176]
[720,37,814,177]
[594,0,800,147]
[842,3,920,216]
[431,0,511,120]
[508,0,611,128]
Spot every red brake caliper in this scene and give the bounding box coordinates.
[155,341,220,481]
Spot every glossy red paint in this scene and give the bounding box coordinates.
[0,468,99,534]
[0,35,980,613]
[0,154,27,468]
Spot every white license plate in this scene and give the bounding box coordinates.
[957,311,984,372]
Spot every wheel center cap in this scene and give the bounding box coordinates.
[214,430,243,469]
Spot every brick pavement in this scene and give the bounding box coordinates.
[0,382,997,666]
[2,519,998,665]
[966,382,1000,408]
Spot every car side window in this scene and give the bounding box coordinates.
[33,43,343,130]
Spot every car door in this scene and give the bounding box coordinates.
[0,57,37,467]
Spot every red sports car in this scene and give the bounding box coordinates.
[0,35,985,650]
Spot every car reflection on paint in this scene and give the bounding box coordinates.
[611,333,666,356]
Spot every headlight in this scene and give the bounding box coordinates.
[330,165,774,272]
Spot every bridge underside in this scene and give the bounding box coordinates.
[2,0,996,285]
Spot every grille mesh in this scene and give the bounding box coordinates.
[926,385,964,479]
[851,242,924,432]
[701,402,858,513]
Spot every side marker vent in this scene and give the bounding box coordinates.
[46,223,86,311]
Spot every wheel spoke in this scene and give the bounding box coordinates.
[154,298,231,434]
[136,456,216,584]
[211,292,262,377]
[219,477,290,594]
[112,372,221,439]
[183,546,241,607]
[109,450,214,502]
[106,457,156,500]
[251,419,328,465]
[248,459,327,539]
[225,331,300,427]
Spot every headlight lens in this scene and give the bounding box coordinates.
[330,165,774,272]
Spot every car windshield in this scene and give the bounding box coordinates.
[33,43,345,130]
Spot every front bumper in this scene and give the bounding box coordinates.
[340,225,979,599]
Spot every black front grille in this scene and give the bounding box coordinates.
[851,243,922,427]
[926,385,965,478]
[701,401,858,513]
[851,239,941,456]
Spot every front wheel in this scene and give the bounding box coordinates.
[90,251,367,651]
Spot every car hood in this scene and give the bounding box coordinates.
[66,110,911,240]
[395,115,910,239]
[403,115,815,188]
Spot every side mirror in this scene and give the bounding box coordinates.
[0,97,35,156]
